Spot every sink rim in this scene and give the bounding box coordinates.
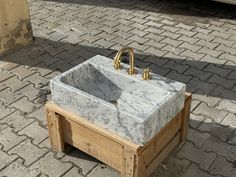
[51,55,185,122]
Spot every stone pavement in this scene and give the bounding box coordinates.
[0,0,236,176]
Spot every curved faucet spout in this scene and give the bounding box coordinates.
[113,47,137,75]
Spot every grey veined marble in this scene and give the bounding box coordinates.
[50,55,186,145]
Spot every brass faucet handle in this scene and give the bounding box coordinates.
[142,67,152,80]
[113,60,121,70]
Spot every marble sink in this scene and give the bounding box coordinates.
[50,55,186,145]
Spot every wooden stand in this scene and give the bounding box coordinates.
[46,93,192,177]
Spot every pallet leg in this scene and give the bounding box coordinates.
[46,109,64,152]
[121,147,145,177]
[180,93,192,142]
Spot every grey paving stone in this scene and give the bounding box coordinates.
[198,118,234,142]
[202,136,236,162]
[62,150,98,175]
[23,73,49,89]
[187,128,210,148]
[1,76,29,92]
[0,70,13,82]
[208,155,236,177]
[31,152,72,177]
[177,142,217,170]
[0,149,18,170]
[208,74,235,89]
[179,42,201,52]
[183,163,220,177]
[167,71,192,83]
[151,156,190,177]
[217,99,236,114]
[11,97,38,113]
[17,84,40,101]
[204,64,231,77]
[9,65,36,80]
[9,139,48,166]
[192,94,221,107]
[184,67,212,81]
[193,102,228,123]
[0,127,26,151]
[87,164,119,177]
[1,111,34,132]
[19,121,48,145]
[0,159,40,177]
[63,167,84,177]
[221,113,236,128]
[189,113,205,129]
[0,101,15,120]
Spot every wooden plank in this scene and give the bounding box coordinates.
[46,109,64,152]
[62,117,124,171]
[121,148,135,177]
[180,93,192,141]
[145,133,180,177]
[46,102,140,152]
[139,112,182,166]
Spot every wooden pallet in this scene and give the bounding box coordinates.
[45,92,192,177]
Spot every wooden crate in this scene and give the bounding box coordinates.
[45,92,192,177]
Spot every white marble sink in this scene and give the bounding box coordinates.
[50,55,186,145]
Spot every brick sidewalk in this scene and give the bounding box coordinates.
[0,0,235,176]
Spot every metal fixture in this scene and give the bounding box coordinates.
[113,47,137,75]
[142,67,151,80]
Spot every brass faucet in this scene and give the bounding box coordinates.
[113,47,137,75]
[142,67,152,80]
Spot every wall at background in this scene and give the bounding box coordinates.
[0,0,33,56]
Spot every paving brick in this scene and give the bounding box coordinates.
[198,118,234,142]
[31,152,72,177]
[11,97,38,113]
[217,99,236,114]
[195,39,219,50]
[177,35,199,44]
[203,136,236,162]
[184,67,212,81]
[163,61,189,73]
[219,53,236,64]
[0,149,18,170]
[161,25,179,33]
[62,150,98,175]
[187,128,210,148]
[187,78,216,94]
[204,64,231,77]
[1,76,29,92]
[161,37,183,47]
[0,88,23,105]
[177,142,217,170]
[192,94,221,107]
[228,71,236,80]
[162,31,181,39]
[193,27,212,34]
[150,64,170,76]
[0,127,26,151]
[167,71,192,83]
[181,50,205,60]
[189,113,205,129]
[19,121,48,144]
[193,102,228,123]
[0,159,40,177]
[198,47,222,58]
[152,156,190,177]
[9,139,48,166]
[145,47,167,57]
[208,74,235,89]
[183,164,220,177]
[175,23,194,30]
[0,70,13,82]
[24,73,49,88]
[9,65,36,80]
[216,44,236,55]
[87,164,119,177]
[221,113,236,128]
[144,40,166,49]
[179,42,201,52]
[1,111,34,132]
[63,167,84,177]
[0,102,15,120]
[209,155,236,177]
[17,84,40,101]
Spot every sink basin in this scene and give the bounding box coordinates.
[50,55,186,145]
